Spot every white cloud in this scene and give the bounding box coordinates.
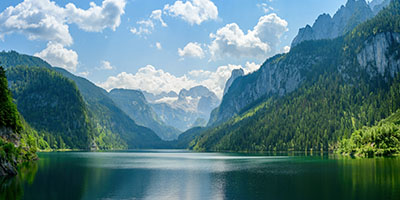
[178,42,205,59]
[78,71,90,78]
[0,0,72,45]
[64,0,126,32]
[164,0,218,25]
[0,0,126,45]
[98,60,114,70]
[34,42,78,72]
[150,9,167,27]
[257,3,274,13]
[99,62,261,99]
[0,0,126,72]
[99,65,197,95]
[209,13,288,61]
[131,9,167,36]
[282,45,290,53]
[156,42,162,50]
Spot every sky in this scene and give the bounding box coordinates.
[0,0,349,98]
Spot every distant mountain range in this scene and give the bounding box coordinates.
[108,88,181,141]
[291,0,390,47]
[142,85,220,131]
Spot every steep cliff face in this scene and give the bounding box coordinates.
[292,0,381,47]
[223,68,244,96]
[208,41,338,126]
[356,32,400,78]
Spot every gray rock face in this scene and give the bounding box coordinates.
[369,0,391,14]
[208,53,308,126]
[357,32,400,79]
[209,31,400,127]
[292,0,375,47]
[223,68,244,95]
[145,86,220,131]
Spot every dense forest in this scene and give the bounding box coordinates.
[6,66,93,150]
[337,110,400,156]
[191,0,400,152]
[0,66,38,175]
[0,52,167,151]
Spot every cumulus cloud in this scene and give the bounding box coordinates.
[0,0,72,45]
[0,0,126,72]
[209,13,288,61]
[178,42,205,59]
[131,9,167,36]
[34,42,78,72]
[0,0,126,45]
[99,65,197,95]
[164,0,218,25]
[98,60,114,70]
[64,0,126,32]
[99,62,260,98]
[156,42,162,50]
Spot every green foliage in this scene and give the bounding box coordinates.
[6,66,92,149]
[53,67,165,149]
[337,113,400,157]
[0,66,22,133]
[192,2,400,152]
[0,51,52,70]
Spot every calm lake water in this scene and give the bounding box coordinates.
[1,150,400,200]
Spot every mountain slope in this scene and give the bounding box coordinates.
[6,66,92,149]
[0,51,164,149]
[53,68,164,149]
[109,89,181,141]
[0,66,38,176]
[291,0,388,47]
[195,0,400,152]
[337,109,400,157]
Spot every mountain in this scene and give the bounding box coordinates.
[370,0,391,14]
[0,51,165,150]
[53,68,164,149]
[223,68,244,96]
[6,66,93,149]
[0,66,38,176]
[144,86,220,131]
[108,88,181,141]
[291,0,389,47]
[195,0,400,152]
[173,127,205,149]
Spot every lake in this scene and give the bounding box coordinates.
[1,150,400,200]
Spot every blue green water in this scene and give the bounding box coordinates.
[1,150,400,200]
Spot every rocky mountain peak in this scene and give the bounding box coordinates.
[291,0,378,47]
[223,68,244,95]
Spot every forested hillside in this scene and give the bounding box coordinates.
[54,68,165,149]
[0,52,166,150]
[0,66,39,176]
[192,0,400,152]
[6,66,93,149]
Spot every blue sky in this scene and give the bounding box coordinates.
[0,0,348,97]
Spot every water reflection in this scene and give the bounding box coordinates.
[1,151,400,200]
[0,162,38,200]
